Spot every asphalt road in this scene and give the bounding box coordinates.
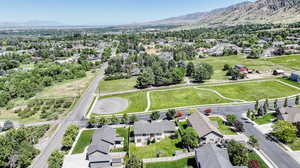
[31,64,106,168]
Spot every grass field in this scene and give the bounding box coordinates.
[36,71,96,99]
[278,78,300,88]
[194,55,285,81]
[150,88,232,110]
[111,128,129,152]
[200,80,300,101]
[72,129,95,154]
[98,77,137,94]
[145,157,196,168]
[269,55,300,70]
[99,91,147,113]
[209,117,236,135]
[253,113,276,125]
[129,137,183,159]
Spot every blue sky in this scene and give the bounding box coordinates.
[0,0,251,25]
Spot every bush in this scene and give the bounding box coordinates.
[62,125,79,151]
[48,150,65,168]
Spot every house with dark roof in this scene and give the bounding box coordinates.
[133,120,176,146]
[291,71,300,82]
[86,126,124,168]
[277,107,300,123]
[188,112,223,144]
[195,144,246,168]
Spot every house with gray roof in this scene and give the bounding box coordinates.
[86,126,124,168]
[195,144,246,168]
[188,112,223,144]
[291,71,300,82]
[133,120,176,146]
[277,107,300,123]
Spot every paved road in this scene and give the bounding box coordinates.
[31,64,106,168]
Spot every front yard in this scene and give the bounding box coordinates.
[145,157,196,168]
[129,137,184,159]
[209,117,236,135]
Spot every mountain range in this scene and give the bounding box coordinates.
[149,0,300,27]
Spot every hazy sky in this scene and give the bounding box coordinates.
[0,0,252,25]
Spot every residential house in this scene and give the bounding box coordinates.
[277,107,300,123]
[188,112,223,144]
[291,71,300,82]
[272,41,284,47]
[133,120,176,146]
[158,52,173,60]
[195,144,246,168]
[243,48,252,54]
[86,126,124,168]
[273,69,285,75]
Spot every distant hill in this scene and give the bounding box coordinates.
[0,20,64,28]
[148,0,300,27]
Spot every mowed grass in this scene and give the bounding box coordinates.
[200,80,300,101]
[269,55,300,70]
[98,77,137,94]
[253,113,277,125]
[100,91,147,113]
[150,88,232,110]
[129,137,183,159]
[278,78,300,88]
[145,157,197,168]
[209,117,236,135]
[72,129,95,154]
[194,55,283,81]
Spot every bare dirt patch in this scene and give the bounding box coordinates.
[92,97,129,114]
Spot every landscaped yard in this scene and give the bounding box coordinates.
[209,117,236,135]
[269,55,300,70]
[287,138,300,151]
[72,129,95,154]
[249,151,269,168]
[145,157,196,168]
[253,113,277,125]
[129,137,184,159]
[98,77,137,94]
[99,91,147,113]
[111,128,129,152]
[200,80,300,101]
[150,88,232,110]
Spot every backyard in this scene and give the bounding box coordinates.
[253,113,277,125]
[150,87,232,110]
[145,157,196,168]
[209,117,236,135]
[200,80,300,101]
[129,137,184,159]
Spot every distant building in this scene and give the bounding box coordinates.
[195,144,246,168]
[188,112,223,144]
[291,71,300,82]
[273,69,285,75]
[243,48,252,54]
[277,107,300,123]
[133,120,176,146]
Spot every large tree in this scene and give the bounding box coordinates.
[272,120,297,143]
[136,68,154,89]
[227,140,249,166]
[181,127,199,150]
[192,63,214,82]
[48,150,64,168]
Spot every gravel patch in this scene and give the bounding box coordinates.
[92,97,128,114]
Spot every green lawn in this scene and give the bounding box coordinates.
[111,128,129,152]
[209,117,236,135]
[145,157,197,168]
[278,78,300,88]
[98,77,137,94]
[269,55,300,70]
[253,113,276,125]
[193,55,285,81]
[200,80,300,101]
[129,137,184,159]
[249,152,269,168]
[72,129,95,154]
[287,138,300,151]
[150,88,232,110]
[99,91,147,113]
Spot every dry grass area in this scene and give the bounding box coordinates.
[145,45,159,55]
[35,71,97,99]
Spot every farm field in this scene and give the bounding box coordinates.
[193,55,288,81]
[99,91,147,113]
[269,55,300,70]
[150,88,232,110]
[200,80,300,101]
[98,77,137,94]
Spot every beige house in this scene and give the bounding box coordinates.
[133,120,176,146]
[277,107,300,123]
[188,112,223,144]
